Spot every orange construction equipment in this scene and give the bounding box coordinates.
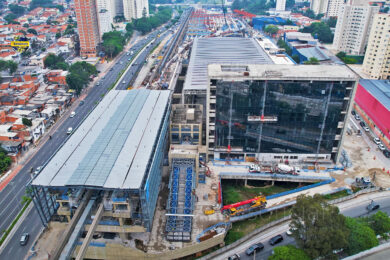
[222,196,267,216]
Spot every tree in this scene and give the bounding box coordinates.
[0,147,12,174]
[4,13,17,24]
[290,194,349,259]
[301,22,334,43]
[7,61,18,74]
[27,28,38,35]
[277,38,292,56]
[345,217,378,255]
[326,17,337,28]
[44,54,68,70]
[66,61,97,94]
[304,57,320,64]
[23,23,29,28]
[286,0,295,9]
[22,117,32,127]
[269,245,310,260]
[366,211,390,238]
[264,25,279,35]
[8,4,25,16]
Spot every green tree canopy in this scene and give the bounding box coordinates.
[326,17,337,28]
[269,245,310,260]
[66,62,97,95]
[22,117,32,127]
[0,60,18,74]
[27,28,38,35]
[4,13,17,24]
[303,57,320,65]
[301,22,334,43]
[366,211,390,238]
[8,4,25,16]
[44,54,68,70]
[0,147,12,174]
[264,25,279,35]
[102,31,127,58]
[345,217,378,255]
[290,194,349,259]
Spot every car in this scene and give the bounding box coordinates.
[354,114,361,121]
[378,143,386,151]
[79,100,84,106]
[359,121,366,127]
[109,68,113,71]
[363,126,370,132]
[20,233,29,246]
[351,110,356,116]
[228,253,240,260]
[67,127,73,135]
[102,75,105,79]
[128,58,131,61]
[245,243,264,255]
[367,200,380,211]
[97,82,100,86]
[34,166,42,176]
[373,137,381,145]
[383,150,390,158]
[269,234,283,246]
[120,61,123,65]
[122,80,126,84]
[70,111,76,118]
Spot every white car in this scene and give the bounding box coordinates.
[70,111,76,118]
[378,143,386,151]
[34,166,42,176]
[67,127,73,135]
[363,126,370,132]
[373,137,381,145]
[355,114,361,121]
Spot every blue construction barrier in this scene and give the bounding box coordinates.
[266,178,335,200]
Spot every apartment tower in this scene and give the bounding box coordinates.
[311,0,345,17]
[276,0,286,11]
[74,0,101,57]
[123,0,149,20]
[362,13,390,79]
[332,0,379,55]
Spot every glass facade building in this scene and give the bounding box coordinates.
[213,79,354,160]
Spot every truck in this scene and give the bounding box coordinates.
[221,196,267,216]
[276,164,300,175]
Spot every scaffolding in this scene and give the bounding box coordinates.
[165,158,195,242]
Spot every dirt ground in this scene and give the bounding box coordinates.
[332,132,390,188]
[29,222,67,260]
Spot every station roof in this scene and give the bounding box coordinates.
[184,38,273,92]
[32,89,170,190]
[359,79,390,111]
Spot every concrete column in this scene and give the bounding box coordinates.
[66,216,71,222]
[271,180,274,186]
[119,217,124,226]
[244,179,247,187]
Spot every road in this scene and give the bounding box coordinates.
[0,26,172,260]
[0,9,193,259]
[216,191,390,260]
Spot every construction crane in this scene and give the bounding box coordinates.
[221,196,267,216]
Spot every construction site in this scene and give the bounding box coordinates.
[26,7,390,260]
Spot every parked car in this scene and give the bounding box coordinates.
[359,121,366,127]
[383,150,390,158]
[269,235,283,246]
[363,126,370,132]
[109,68,113,71]
[351,110,356,116]
[228,253,240,260]
[67,127,73,135]
[245,243,264,255]
[373,137,381,145]
[354,114,361,121]
[70,111,76,118]
[379,143,386,151]
[367,200,380,211]
[20,233,29,246]
[79,100,85,106]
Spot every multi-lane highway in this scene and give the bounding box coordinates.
[0,15,190,259]
[215,191,390,260]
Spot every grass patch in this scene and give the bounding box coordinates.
[222,181,301,205]
[323,190,350,200]
[0,199,31,246]
[346,55,364,64]
[225,208,292,245]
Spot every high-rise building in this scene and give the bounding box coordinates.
[96,0,113,36]
[74,0,101,57]
[97,0,115,23]
[276,0,286,11]
[311,0,329,15]
[362,13,390,79]
[114,0,124,17]
[332,0,379,55]
[327,0,345,17]
[123,0,149,20]
[311,0,345,17]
